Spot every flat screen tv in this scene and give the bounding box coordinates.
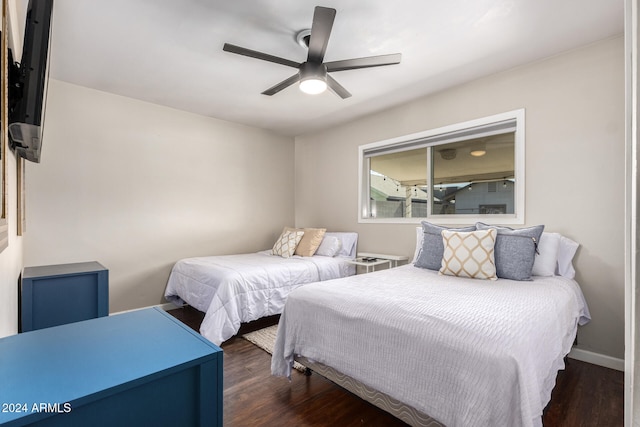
[8,0,54,163]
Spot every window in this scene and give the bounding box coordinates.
[358,109,525,224]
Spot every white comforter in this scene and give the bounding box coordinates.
[165,251,354,345]
[271,265,590,427]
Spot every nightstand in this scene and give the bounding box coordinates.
[347,257,392,274]
[356,252,410,268]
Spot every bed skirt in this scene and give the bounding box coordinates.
[295,356,444,427]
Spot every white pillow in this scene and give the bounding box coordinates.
[272,230,304,258]
[439,229,497,280]
[556,236,579,279]
[315,235,342,257]
[412,226,423,264]
[532,232,561,277]
[324,232,358,258]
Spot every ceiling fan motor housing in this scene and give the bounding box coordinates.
[299,62,327,81]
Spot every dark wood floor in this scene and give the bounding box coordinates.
[168,306,624,427]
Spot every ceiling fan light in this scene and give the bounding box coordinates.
[299,62,328,95]
[300,77,327,94]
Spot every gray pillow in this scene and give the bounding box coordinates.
[475,222,544,281]
[414,221,476,271]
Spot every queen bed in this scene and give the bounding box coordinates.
[164,231,358,345]
[271,223,590,427]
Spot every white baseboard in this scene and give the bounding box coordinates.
[568,347,624,371]
[109,302,180,316]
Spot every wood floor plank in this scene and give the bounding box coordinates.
[221,337,408,426]
[167,306,624,426]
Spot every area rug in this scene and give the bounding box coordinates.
[242,325,306,373]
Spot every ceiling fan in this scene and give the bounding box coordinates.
[222,6,402,99]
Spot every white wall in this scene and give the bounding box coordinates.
[295,36,625,360]
[24,80,295,312]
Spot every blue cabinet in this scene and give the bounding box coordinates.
[20,261,109,332]
[0,307,223,426]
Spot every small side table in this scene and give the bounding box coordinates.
[347,257,392,274]
[357,252,410,268]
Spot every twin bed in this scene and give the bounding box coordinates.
[164,231,358,345]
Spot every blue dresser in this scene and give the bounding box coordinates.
[0,308,223,426]
[20,261,109,332]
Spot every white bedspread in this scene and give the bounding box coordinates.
[271,265,590,427]
[164,251,354,345]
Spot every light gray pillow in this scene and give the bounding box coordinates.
[315,235,342,257]
[414,221,476,271]
[323,232,358,258]
[475,222,545,281]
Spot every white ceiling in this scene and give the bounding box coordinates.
[46,0,623,137]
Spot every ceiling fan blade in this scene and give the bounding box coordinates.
[326,75,351,99]
[325,53,402,72]
[307,6,336,63]
[262,73,301,96]
[223,43,300,68]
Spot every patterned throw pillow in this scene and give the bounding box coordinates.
[284,227,327,257]
[439,229,497,280]
[272,230,305,258]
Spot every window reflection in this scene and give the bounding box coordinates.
[367,133,515,218]
[369,148,427,218]
[432,134,515,215]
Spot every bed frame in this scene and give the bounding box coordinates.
[295,356,444,427]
